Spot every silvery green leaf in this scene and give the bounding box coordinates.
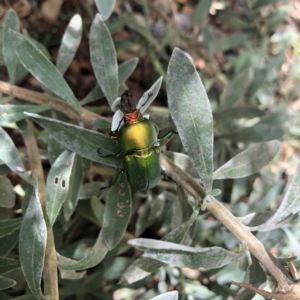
[102,174,132,250]
[118,58,138,86]
[0,231,19,257]
[25,113,121,167]
[0,127,33,185]
[220,68,253,108]
[90,14,118,106]
[56,14,82,75]
[164,151,198,178]
[93,117,111,129]
[57,231,108,270]
[213,106,265,120]
[129,239,246,269]
[0,104,50,126]
[0,257,20,275]
[213,140,280,179]
[191,0,212,25]
[0,218,22,238]
[137,77,163,113]
[19,182,46,299]
[119,209,199,285]
[94,0,116,20]
[46,150,78,226]
[149,291,178,300]
[63,154,83,221]
[78,182,104,200]
[9,31,81,113]
[58,268,86,280]
[248,161,300,231]
[235,255,267,299]
[0,276,16,290]
[0,176,16,208]
[80,58,137,106]
[3,9,19,83]
[171,185,194,230]
[167,48,213,193]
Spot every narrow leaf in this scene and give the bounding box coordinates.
[56,14,82,75]
[167,48,213,193]
[235,255,267,300]
[90,14,118,105]
[57,230,108,270]
[0,104,50,125]
[58,268,86,280]
[80,58,137,106]
[248,161,300,231]
[129,239,246,269]
[0,276,16,290]
[93,117,111,129]
[25,113,121,167]
[220,68,253,108]
[0,230,19,257]
[150,291,178,300]
[137,77,163,113]
[118,58,138,86]
[213,140,280,179]
[0,176,16,208]
[63,154,83,221]
[191,0,212,25]
[95,0,116,20]
[3,9,19,83]
[0,127,33,185]
[9,30,81,113]
[0,257,20,275]
[172,186,193,230]
[119,209,199,285]
[0,218,22,238]
[102,173,132,250]
[46,150,77,226]
[79,182,104,200]
[19,182,46,299]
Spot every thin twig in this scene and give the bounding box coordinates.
[0,80,107,128]
[161,154,292,291]
[21,119,59,300]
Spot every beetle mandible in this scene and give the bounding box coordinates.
[98,90,176,191]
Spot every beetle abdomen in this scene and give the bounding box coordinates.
[123,147,161,191]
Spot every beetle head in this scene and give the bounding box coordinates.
[121,90,136,113]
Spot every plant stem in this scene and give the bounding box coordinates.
[0,80,107,128]
[161,154,292,291]
[21,119,59,299]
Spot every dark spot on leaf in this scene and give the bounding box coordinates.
[54,176,59,184]
[61,179,66,188]
[117,210,123,217]
[119,189,125,196]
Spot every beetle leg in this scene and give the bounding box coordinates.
[109,131,118,140]
[97,149,123,158]
[158,131,178,147]
[100,169,125,190]
[162,170,176,184]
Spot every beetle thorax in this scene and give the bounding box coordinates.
[124,109,142,124]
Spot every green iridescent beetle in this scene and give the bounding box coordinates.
[98,90,176,191]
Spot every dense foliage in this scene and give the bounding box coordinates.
[0,1,300,299]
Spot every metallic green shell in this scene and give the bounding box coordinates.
[123,147,161,191]
[117,118,158,151]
